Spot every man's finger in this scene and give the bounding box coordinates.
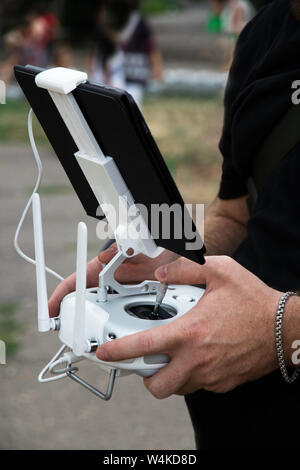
[96,323,178,362]
[48,256,103,318]
[99,244,150,267]
[144,357,191,399]
[98,242,118,264]
[48,275,75,317]
[154,256,207,285]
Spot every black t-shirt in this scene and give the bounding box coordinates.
[185,0,300,450]
[219,0,300,292]
[121,15,156,85]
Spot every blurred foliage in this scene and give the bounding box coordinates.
[141,0,273,13]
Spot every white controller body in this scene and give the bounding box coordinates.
[59,284,205,377]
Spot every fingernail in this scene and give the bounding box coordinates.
[109,244,117,252]
[156,265,167,280]
[96,347,107,361]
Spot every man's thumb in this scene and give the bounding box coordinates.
[155,257,208,285]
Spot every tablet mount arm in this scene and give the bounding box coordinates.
[98,250,160,303]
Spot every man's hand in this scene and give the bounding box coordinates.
[99,243,178,284]
[48,254,103,317]
[96,256,281,398]
[48,243,178,317]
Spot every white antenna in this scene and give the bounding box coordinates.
[73,222,88,356]
[32,193,50,332]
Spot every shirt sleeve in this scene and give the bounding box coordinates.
[218,131,248,199]
[217,26,252,200]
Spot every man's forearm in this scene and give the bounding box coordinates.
[203,196,249,256]
[203,196,300,375]
[204,212,247,256]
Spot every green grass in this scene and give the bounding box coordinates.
[141,0,181,15]
[143,94,224,168]
[0,302,20,358]
[26,184,73,197]
[0,100,47,143]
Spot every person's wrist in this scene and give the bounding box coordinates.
[261,289,299,372]
[281,295,300,367]
[264,288,283,371]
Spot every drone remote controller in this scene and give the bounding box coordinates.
[16,67,205,401]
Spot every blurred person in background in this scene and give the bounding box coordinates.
[221,0,255,36]
[116,0,163,107]
[1,6,58,84]
[89,1,126,91]
[206,0,225,33]
[89,0,163,108]
[39,7,59,64]
[207,0,255,68]
[0,5,71,86]
[207,0,255,37]
[19,7,57,67]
